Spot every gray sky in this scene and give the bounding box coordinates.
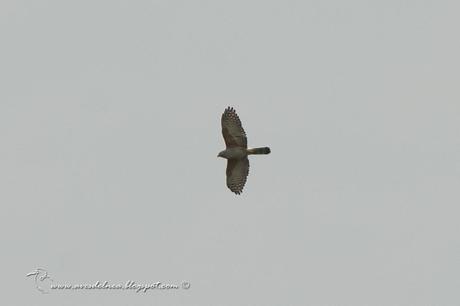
[1,0,459,305]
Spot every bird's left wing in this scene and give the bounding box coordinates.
[221,107,247,148]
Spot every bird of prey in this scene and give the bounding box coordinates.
[218,107,271,194]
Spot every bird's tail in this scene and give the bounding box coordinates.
[247,147,271,155]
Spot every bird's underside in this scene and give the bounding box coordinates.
[218,107,270,195]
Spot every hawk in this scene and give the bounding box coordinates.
[218,107,271,194]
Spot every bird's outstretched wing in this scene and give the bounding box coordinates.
[226,157,249,194]
[221,107,247,148]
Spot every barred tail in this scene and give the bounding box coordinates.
[247,147,271,155]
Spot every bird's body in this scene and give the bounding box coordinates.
[218,107,271,194]
[218,147,271,159]
[218,147,247,159]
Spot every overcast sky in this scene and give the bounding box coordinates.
[1,0,459,305]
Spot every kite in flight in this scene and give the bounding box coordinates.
[218,107,271,194]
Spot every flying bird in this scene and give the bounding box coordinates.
[218,107,271,194]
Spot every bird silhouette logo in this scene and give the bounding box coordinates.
[26,268,54,294]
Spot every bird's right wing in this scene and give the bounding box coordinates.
[226,157,249,195]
